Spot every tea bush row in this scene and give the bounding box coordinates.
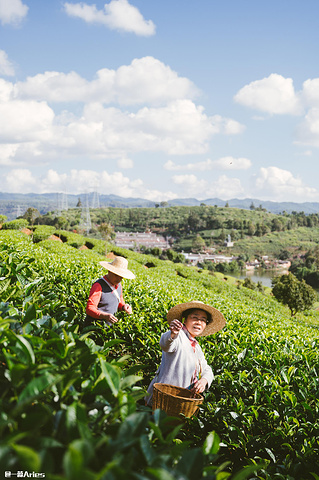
[1,230,319,478]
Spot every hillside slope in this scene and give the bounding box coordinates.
[1,230,319,479]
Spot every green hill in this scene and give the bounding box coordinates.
[2,191,319,220]
[1,229,319,479]
[29,204,319,263]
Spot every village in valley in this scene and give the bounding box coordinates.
[114,230,291,271]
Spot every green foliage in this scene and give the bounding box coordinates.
[290,246,319,288]
[2,302,239,478]
[192,234,206,253]
[32,225,57,242]
[98,222,115,241]
[54,230,87,247]
[241,277,257,291]
[2,219,29,230]
[32,206,319,268]
[55,215,68,229]
[22,207,41,225]
[231,226,319,260]
[215,260,240,275]
[85,237,107,255]
[272,272,317,316]
[1,229,319,478]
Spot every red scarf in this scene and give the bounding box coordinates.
[182,325,198,352]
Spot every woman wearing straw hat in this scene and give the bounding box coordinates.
[145,301,226,406]
[85,256,135,327]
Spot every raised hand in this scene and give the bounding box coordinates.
[169,319,183,338]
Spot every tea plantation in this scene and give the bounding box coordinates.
[1,230,319,480]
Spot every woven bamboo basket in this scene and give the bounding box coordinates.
[152,383,204,418]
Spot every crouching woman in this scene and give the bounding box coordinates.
[145,300,226,406]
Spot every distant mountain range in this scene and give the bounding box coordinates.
[1,191,319,220]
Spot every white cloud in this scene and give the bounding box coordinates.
[173,174,205,187]
[117,157,134,168]
[0,0,28,25]
[0,50,15,76]
[4,169,37,192]
[253,166,319,201]
[302,78,319,108]
[0,142,44,166]
[113,57,199,105]
[1,58,244,165]
[0,97,54,143]
[205,175,245,199]
[131,100,218,154]
[0,78,14,102]
[165,156,251,171]
[16,71,95,103]
[63,0,155,36]
[164,160,180,171]
[234,73,303,115]
[50,99,238,158]
[0,95,227,164]
[1,168,178,201]
[172,174,245,200]
[211,115,245,135]
[295,108,319,147]
[0,144,20,165]
[234,73,319,147]
[15,57,199,106]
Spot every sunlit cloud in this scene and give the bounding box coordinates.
[295,108,319,148]
[253,166,319,201]
[0,0,28,26]
[63,0,156,36]
[172,173,245,200]
[0,90,242,164]
[117,157,134,169]
[0,50,15,76]
[15,57,199,106]
[234,73,303,115]
[2,168,178,202]
[0,55,245,166]
[302,78,319,108]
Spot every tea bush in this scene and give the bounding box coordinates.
[1,230,319,479]
[32,225,56,243]
[2,219,29,230]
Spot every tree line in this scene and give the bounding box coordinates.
[13,205,319,238]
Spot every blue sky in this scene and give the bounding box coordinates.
[0,0,319,203]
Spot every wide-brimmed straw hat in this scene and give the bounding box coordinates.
[167,300,226,336]
[99,256,135,280]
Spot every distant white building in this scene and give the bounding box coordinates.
[115,231,169,250]
[224,234,234,247]
[274,260,291,269]
[182,252,234,265]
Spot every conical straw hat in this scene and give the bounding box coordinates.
[99,256,135,279]
[167,300,226,336]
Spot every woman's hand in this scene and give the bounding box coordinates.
[170,319,183,338]
[191,378,208,394]
[100,312,118,323]
[122,303,133,314]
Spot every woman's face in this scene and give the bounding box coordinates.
[107,271,123,285]
[184,309,208,337]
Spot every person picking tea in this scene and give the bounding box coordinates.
[85,256,135,327]
[145,300,226,405]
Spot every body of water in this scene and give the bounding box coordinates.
[229,268,288,288]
